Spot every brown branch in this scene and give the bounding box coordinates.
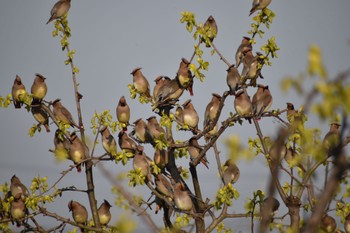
[211,42,232,67]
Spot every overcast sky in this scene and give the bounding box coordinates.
[0,1,350,232]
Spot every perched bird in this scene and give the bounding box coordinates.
[175,105,184,125]
[68,200,88,229]
[100,126,117,156]
[155,174,174,199]
[234,90,253,120]
[154,77,184,112]
[10,175,29,200]
[188,138,209,169]
[10,198,26,227]
[322,122,341,155]
[68,132,86,172]
[222,159,240,185]
[116,96,130,131]
[153,149,168,170]
[31,104,50,132]
[176,58,193,96]
[226,64,241,95]
[147,116,165,140]
[130,118,152,144]
[52,99,80,128]
[54,129,69,159]
[131,67,151,98]
[241,50,264,81]
[320,215,337,233]
[46,0,71,24]
[262,196,280,213]
[252,84,272,117]
[345,214,350,233]
[153,76,171,101]
[98,200,112,226]
[182,99,199,132]
[118,131,137,153]
[133,146,153,184]
[286,102,296,120]
[203,93,222,130]
[249,0,272,16]
[31,73,47,103]
[174,182,193,211]
[202,15,218,47]
[235,36,252,68]
[12,75,26,109]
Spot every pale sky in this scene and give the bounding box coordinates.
[0,1,350,232]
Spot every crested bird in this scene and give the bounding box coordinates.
[68,200,88,230]
[100,126,117,156]
[116,96,130,131]
[31,104,50,132]
[234,90,253,121]
[174,182,193,211]
[226,64,241,95]
[182,99,199,133]
[322,122,341,156]
[10,198,27,227]
[12,75,26,109]
[235,36,252,68]
[155,174,174,199]
[31,73,47,103]
[153,76,171,102]
[133,146,153,184]
[46,0,71,24]
[202,15,218,47]
[249,0,272,16]
[146,116,165,140]
[52,99,80,128]
[131,67,151,98]
[252,84,272,117]
[203,93,222,130]
[176,58,193,96]
[68,132,86,172]
[222,159,240,185]
[98,200,112,226]
[130,118,152,144]
[10,175,29,200]
[188,138,209,169]
[118,130,137,153]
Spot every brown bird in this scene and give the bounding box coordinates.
[154,77,184,112]
[175,105,184,126]
[202,15,218,47]
[10,198,26,227]
[182,99,199,132]
[321,215,337,233]
[222,159,240,185]
[235,36,252,68]
[153,76,171,102]
[98,200,112,226]
[241,50,264,81]
[52,99,80,128]
[249,0,272,16]
[10,175,29,200]
[131,118,152,144]
[174,182,193,211]
[345,214,350,233]
[188,138,209,169]
[118,130,137,153]
[153,149,168,170]
[31,104,50,132]
[116,96,130,131]
[226,64,241,95]
[46,0,71,24]
[262,196,280,213]
[203,93,222,131]
[133,146,153,184]
[323,122,341,155]
[131,67,151,98]
[68,200,88,230]
[234,90,253,119]
[100,126,117,156]
[146,116,165,140]
[252,84,273,117]
[54,129,69,159]
[12,75,26,109]
[155,174,174,199]
[68,132,86,172]
[176,58,194,96]
[31,73,47,103]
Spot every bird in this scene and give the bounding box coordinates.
[202,15,218,47]
[176,58,194,96]
[174,182,193,211]
[68,132,86,172]
[54,129,69,159]
[345,214,350,233]
[10,198,27,227]
[222,159,240,185]
[154,77,184,112]
[249,0,272,16]
[153,149,168,170]
[97,200,112,226]
[133,146,153,184]
[175,105,184,126]
[131,67,151,98]
[203,93,222,131]
[234,90,253,120]
[252,84,273,117]
[52,99,80,128]
[31,104,50,132]
[153,76,171,102]
[12,75,26,109]
[235,36,252,68]
[118,130,137,153]
[262,196,280,213]
[322,122,341,156]
[146,116,165,140]
[68,200,88,230]
[188,138,209,169]
[31,73,47,103]
[241,50,264,81]
[130,118,152,144]
[226,64,241,95]
[10,175,29,200]
[182,99,199,132]
[46,0,71,24]
[116,96,130,131]
[320,215,337,233]
[155,174,174,199]
[100,126,117,156]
